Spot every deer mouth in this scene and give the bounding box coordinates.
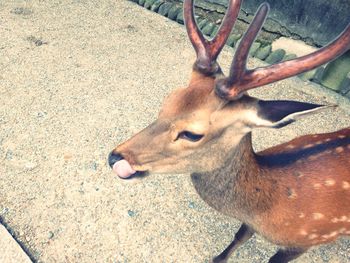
[108,152,147,179]
[112,159,136,179]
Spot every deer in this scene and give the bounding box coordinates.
[108,0,350,262]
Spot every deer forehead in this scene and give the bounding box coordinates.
[159,78,221,117]
[170,111,211,133]
[160,95,262,137]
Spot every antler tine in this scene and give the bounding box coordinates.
[210,0,242,61]
[228,3,269,83]
[243,24,350,92]
[184,0,241,75]
[184,0,208,71]
[215,3,269,99]
[216,2,350,100]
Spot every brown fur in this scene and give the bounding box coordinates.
[111,0,350,258]
[111,72,350,261]
[191,128,350,249]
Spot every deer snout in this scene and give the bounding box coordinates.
[108,151,138,179]
[108,151,124,168]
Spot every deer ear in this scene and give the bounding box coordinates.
[255,100,335,128]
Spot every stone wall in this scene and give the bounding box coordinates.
[130,0,350,99]
[194,0,350,47]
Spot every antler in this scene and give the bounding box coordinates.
[184,0,242,75]
[215,3,350,100]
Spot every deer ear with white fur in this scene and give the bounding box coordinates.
[254,100,334,129]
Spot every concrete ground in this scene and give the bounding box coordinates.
[0,0,349,262]
[0,224,32,263]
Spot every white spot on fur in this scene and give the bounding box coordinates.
[299,213,305,218]
[308,234,318,240]
[342,181,350,190]
[308,155,317,161]
[340,216,348,222]
[300,230,308,236]
[313,213,325,220]
[325,179,335,186]
[339,228,347,234]
[313,183,322,190]
[322,231,337,239]
[303,144,314,149]
[331,218,338,223]
[329,231,338,238]
[335,147,344,153]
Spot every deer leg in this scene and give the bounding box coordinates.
[212,223,255,263]
[268,247,307,263]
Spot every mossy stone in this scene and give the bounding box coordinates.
[226,35,235,47]
[176,10,184,24]
[210,25,219,38]
[158,2,173,16]
[310,67,325,84]
[138,0,146,6]
[235,39,259,52]
[249,42,261,56]
[226,34,241,47]
[345,91,350,99]
[198,19,208,30]
[321,51,350,91]
[167,6,181,20]
[202,22,215,36]
[265,49,286,64]
[338,72,350,95]
[254,45,272,60]
[150,0,164,12]
[283,53,297,61]
[299,69,317,81]
[144,0,156,9]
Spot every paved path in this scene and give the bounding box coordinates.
[0,224,32,263]
[0,0,349,262]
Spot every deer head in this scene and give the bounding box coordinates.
[108,0,350,179]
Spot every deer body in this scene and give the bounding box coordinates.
[192,128,350,249]
[109,0,350,261]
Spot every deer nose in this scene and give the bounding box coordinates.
[108,151,124,168]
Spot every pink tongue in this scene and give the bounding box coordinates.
[112,159,136,179]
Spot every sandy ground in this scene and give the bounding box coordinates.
[0,0,349,262]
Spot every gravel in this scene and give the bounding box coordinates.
[0,0,349,262]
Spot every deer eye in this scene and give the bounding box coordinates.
[176,131,204,142]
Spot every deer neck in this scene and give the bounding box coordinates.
[191,132,274,223]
